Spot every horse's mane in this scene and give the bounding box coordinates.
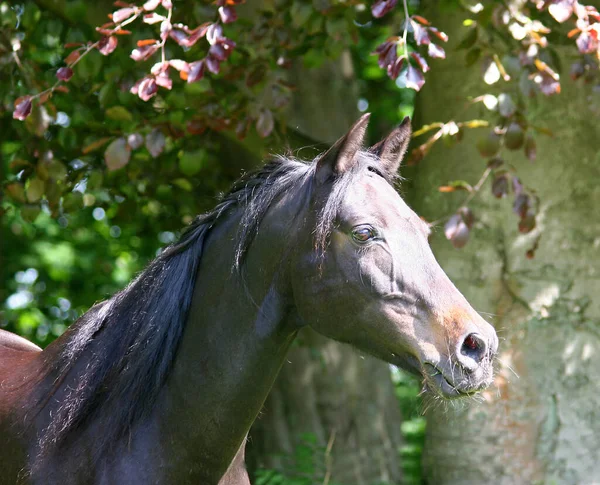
[32,151,382,469]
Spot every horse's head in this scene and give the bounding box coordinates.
[291,114,498,398]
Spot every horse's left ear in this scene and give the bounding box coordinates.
[370,116,412,175]
[315,113,371,185]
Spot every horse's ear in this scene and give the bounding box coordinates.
[370,116,412,175]
[315,113,371,185]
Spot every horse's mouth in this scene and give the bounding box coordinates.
[388,355,490,399]
[422,363,485,399]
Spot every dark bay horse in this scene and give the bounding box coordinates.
[0,114,498,484]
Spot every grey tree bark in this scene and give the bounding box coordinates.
[246,56,404,485]
[406,6,600,484]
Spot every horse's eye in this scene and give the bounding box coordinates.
[352,225,377,243]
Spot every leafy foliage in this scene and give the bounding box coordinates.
[407,1,599,256]
[254,433,337,485]
[4,0,597,260]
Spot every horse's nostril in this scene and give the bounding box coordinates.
[460,333,487,364]
[463,334,481,351]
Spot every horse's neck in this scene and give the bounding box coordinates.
[158,192,305,478]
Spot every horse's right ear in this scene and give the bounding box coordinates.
[315,113,371,185]
[370,116,412,175]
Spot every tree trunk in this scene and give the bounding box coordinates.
[246,57,403,485]
[407,6,600,484]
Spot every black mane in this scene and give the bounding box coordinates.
[33,151,384,469]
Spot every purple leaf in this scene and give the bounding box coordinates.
[56,67,73,81]
[127,133,144,150]
[209,43,228,61]
[112,7,135,24]
[205,57,220,74]
[371,0,397,18]
[155,71,172,90]
[524,136,537,161]
[98,36,118,56]
[428,26,448,43]
[537,73,561,96]
[491,174,509,198]
[376,41,396,69]
[206,23,223,45]
[513,193,530,218]
[169,29,190,47]
[145,128,165,158]
[130,44,159,61]
[374,40,393,54]
[143,12,165,24]
[548,1,573,23]
[444,213,470,248]
[412,22,430,45]
[576,32,598,54]
[138,77,158,101]
[104,137,131,171]
[518,212,536,233]
[512,176,523,196]
[410,52,429,72]
[235,118,250,140]
[13,96,32,121]
[143,0,161,11]
[458,207,475,229]
[405,64,425,91]
[187,60,205,83]
[160,19,172,41]
[151,61,168,75]
[256,109,274,138]
[427,43,446,59]
[186,27,209,47]
[388,56,405,79]
[129,78,142,95]
[219,37,236,50]
[218,6,237,23]
[570,61,585,80]
[169,59,190,73]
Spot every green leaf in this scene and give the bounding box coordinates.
[505,123,524,150]
[62,192,84,212]
[498,93,516,118]
[465,47,481,67]
[105,106,134,122]
[178,149,207,176]
[461,119,489,129]
[5,183,26,203]
[291,3,313,28]
[47,160,68,180]
[456,27,478,50]
[21,204,41,223]
[448,180,473,192]
[172,178,193,191]
[476,131,501,158]
[26,177,45,203]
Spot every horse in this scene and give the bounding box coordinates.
[0,114,498,484]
